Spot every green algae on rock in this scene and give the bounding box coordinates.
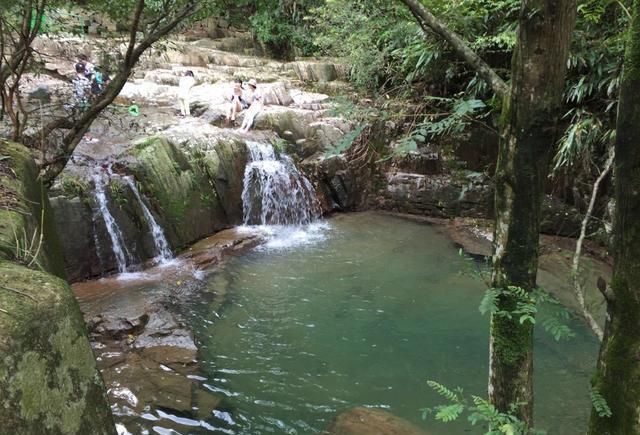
[0,262,115,435]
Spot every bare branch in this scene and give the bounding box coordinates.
[571,146,615,341]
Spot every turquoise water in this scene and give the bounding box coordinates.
[184,213,599,434]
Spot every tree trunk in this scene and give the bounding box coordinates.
[588,1,640,432]
[489,0,576,425]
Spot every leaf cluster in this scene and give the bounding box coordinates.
[479,286,576,341]
[423,380,545,435]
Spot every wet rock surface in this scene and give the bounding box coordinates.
[325,407,431,435]
[37,34,359,282]
[74,228,263,433]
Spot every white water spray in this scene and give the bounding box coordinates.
[241,141,321,226]
[92,172,131,273]
[124,176,173,262]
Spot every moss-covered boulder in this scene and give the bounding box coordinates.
[0,262,115,435]
[0,141,65,278]
[49,134,250,281]
[129,135,248,249]
[0,141,115,434]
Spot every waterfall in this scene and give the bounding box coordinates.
[241,141,321,226]
[124,176,173,262]
[92,172,131,273]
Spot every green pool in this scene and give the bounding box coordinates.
[183,212,599,434]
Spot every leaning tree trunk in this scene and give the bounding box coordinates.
[588,1,640,433]
[488,0,576,425]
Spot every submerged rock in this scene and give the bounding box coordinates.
[326,407,430,435]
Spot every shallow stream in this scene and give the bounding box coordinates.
[178,212,598,434]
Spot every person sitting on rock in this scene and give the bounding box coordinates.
[178,70,196,117]
[77,54,94,79]
[239,79,263,133]
[227,78,248,125]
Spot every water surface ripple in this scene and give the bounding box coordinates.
[179,213,599,435]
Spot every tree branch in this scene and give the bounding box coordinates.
[571,145,615,341]
[398,0,509,98]
[37,0,198,185]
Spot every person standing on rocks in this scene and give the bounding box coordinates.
[72,62,91,109]
[178,70,196,117]
[240,78,263,133]
[227,78,248,125]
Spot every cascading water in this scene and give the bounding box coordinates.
[124,176,173,262]
[241,141,321,226]
[92,172,131,273]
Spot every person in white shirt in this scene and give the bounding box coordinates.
[240,78,263,133]
[178,70,196,117]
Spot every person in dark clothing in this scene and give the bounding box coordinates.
[227,78,248,124]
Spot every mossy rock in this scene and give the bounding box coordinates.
[0,141,65,278]
[129,136,248,249]
[0,261,115,435]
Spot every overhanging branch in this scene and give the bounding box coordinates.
[398,0,509,98]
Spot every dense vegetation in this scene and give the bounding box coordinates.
[243,0,627,211]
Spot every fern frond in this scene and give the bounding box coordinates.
[590,387,612,418]
[427,380,462,402]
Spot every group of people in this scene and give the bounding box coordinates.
[72,54,110,108]
[177,70,263,133]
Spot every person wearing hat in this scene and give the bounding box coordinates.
[240,78,263,133]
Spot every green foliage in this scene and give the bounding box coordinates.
[11,225,44,271]
[270,136,287,157]
[108,181,128,208]
[235,0,320,58]
[479,286,575,341]
[552,0,628,177]
[324,125,365,157]
[590,387,612,418]
[394,96,487,158]
[59,176,90,199]
[423,380,545,435]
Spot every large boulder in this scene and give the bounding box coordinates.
[0,141,115,435]
[381,172,492,218]
[0,263,116,435]
[540,194,599,237]
[326,407,430,435]
[49,195,103,282]
[292,60,345,83]
[50,133,250,280]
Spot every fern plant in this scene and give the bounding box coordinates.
[423,380,546,435]
[590,387,612,418]
[479,286,575,341]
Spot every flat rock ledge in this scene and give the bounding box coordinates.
[74,228,264,429]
